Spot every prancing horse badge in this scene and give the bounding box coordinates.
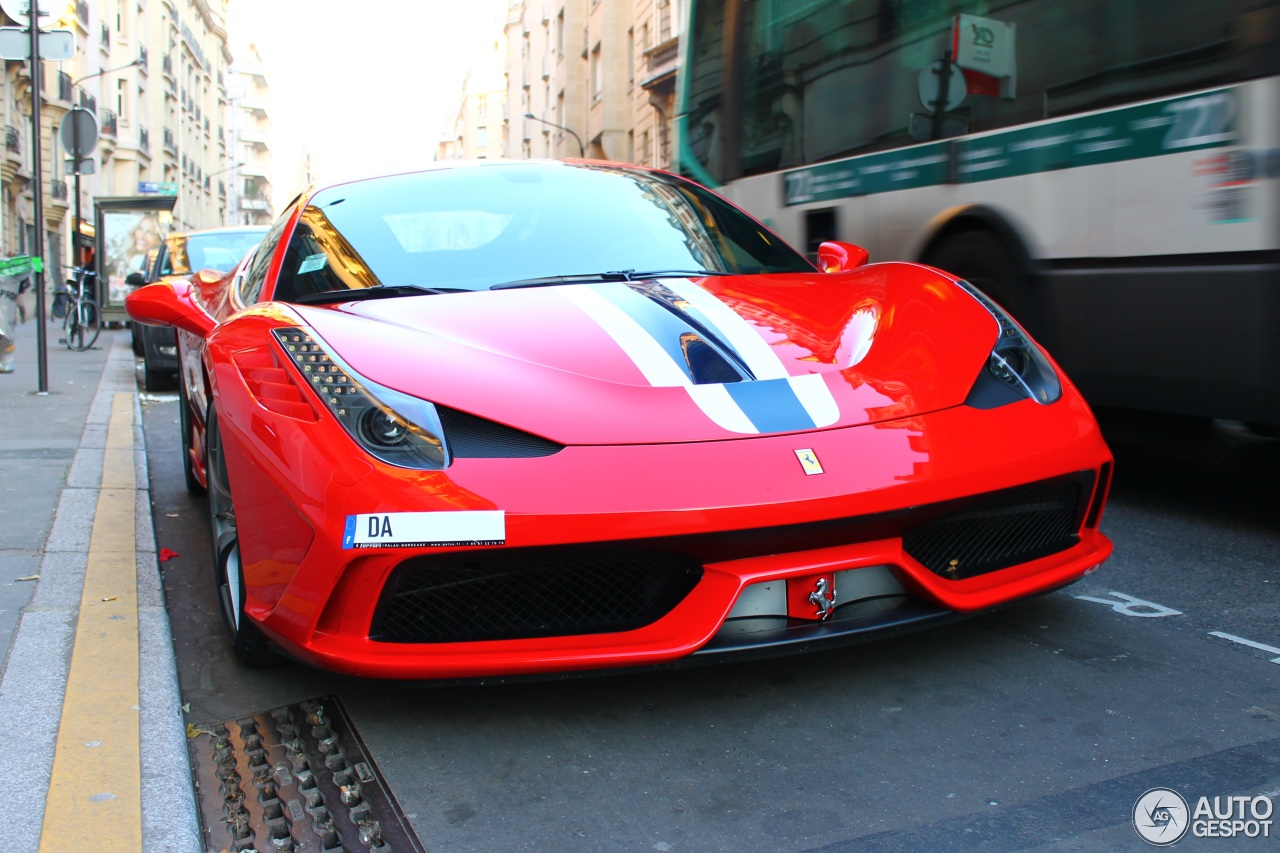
[795,448,824,475]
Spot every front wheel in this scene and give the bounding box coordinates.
[206,403,279,665]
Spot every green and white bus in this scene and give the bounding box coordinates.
[677,0,1280,427]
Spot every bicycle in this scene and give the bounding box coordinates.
[57,266,101,352]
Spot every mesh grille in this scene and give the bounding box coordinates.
[438,406,563,458]
[902,478,1084,579]
[371,547,703,643]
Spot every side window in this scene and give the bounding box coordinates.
[238,216,290,304]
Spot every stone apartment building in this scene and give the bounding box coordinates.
[0,0,274,282]
[447,0,682,168]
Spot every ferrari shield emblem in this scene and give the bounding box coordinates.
[794,448,824,475]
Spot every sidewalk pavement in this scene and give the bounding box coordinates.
[0,317,201,852]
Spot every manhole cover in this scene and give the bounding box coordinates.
[188,695,426,852]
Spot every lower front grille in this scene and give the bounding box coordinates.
[902,477,1086,579]
[371,547,703,643]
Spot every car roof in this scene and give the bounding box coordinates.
[166,225,270,239]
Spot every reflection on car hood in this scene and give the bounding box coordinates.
[296,265,998,444]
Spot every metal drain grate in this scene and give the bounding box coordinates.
[187,695,426,853]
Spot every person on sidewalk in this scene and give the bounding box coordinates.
[0,274,23,374]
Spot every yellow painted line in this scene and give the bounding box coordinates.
[40,393,142,851]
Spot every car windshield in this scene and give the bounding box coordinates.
[271,162,814,303]
[169,229,269,275]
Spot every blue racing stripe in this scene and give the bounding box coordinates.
[724,377,816,434]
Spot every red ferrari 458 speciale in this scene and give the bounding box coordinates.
[127,160,1112,679]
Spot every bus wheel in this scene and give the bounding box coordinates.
[925,231,1030,326]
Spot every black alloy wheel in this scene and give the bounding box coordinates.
[206,403,279,665]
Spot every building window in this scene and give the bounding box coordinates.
[477,126,487,147]
[477,95,486,117]
[117,79,127,120]
[591,44,602,100]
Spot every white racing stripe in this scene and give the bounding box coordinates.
[562,284,758,433]
[789,373,840,427]
[663,279,790,380]
[562,285,691,387]
[687,384,758,434]
[665,278,841,427]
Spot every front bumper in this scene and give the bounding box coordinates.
[218,383,1113,679]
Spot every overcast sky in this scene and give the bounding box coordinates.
[237,0,509,194]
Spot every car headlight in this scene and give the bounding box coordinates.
[272,327,449,469]
[956,280,1062,408]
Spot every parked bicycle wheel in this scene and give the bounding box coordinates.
[65,298,100,351]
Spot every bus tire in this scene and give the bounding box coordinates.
[924,231,1031,327]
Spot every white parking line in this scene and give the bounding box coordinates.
[1208,631,1280,664]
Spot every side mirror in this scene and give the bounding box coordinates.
[817,241,870,273]
[125,279,216,338]
[124,271,147,288]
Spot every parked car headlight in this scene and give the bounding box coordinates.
[956,280,1062,408]
[272,327,449,469]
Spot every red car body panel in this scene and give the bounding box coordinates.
[127,162,1113,680]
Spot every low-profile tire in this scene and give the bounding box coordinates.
[131,323,144,356]
[206,403,280,666]
[924,230,1032,328]
[178,372,205,496]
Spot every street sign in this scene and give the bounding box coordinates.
[138,181,177,195]
[917,60,966,112]
[0,0,53,27]
[66,157,94,175]
[59,110,98,157]
[0,27,74,60]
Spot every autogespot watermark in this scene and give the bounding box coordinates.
[1133,787,1274,845]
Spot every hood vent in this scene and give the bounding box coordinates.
[438,406,564,458]
[681,333,744,385]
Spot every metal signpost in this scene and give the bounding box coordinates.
[0,1,76,393]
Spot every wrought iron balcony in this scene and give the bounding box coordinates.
[58,72,73,103]
[78,91,96,114]
[5,126,20,155]
[76,0,88,24]
[138,45,148,68]
[162,54,174,78]
[51,179,68,200]
[163,128,177,154]
[100,22,109,49]
[101,109,118,138]
[138,126,150,151]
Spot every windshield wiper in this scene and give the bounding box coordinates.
[489,269,734,290]
[292,284,468,305]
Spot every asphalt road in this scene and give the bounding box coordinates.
[139,384,1280,853]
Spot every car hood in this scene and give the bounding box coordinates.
[294,265,998,445]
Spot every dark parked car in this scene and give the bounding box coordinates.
[127,226,268,390]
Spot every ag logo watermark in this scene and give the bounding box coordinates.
[1134,787,1274,845]
[1134,788,1190,845]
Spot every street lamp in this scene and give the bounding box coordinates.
[69,59,142,267]
[204,161,244,224]
[523,112,585,158]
